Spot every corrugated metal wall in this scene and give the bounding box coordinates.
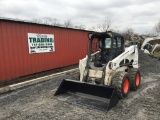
[0,20,89,81]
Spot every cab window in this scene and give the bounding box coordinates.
[105,38,111,48]
[117,37,122,48]
[99,38,111,49]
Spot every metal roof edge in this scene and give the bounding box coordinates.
[0,17,93,32]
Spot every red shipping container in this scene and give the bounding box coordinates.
[0,19,91,81]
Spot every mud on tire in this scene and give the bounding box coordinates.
[128,68,141,90]
[112,71,130,99]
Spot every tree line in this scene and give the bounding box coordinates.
[31,17,160,39]
[30,17,135,40]
[1,16,159,39]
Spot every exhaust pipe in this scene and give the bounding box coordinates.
[54,79,118,111]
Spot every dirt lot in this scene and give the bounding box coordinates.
[0,51,160,120]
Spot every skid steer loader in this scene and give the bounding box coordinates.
[54,31,141,111]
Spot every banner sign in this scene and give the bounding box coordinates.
[28,33,55,54]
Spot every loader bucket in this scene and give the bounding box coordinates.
[54,79,118,111]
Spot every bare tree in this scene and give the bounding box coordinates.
[64,19,73,28]
[97,17,112,31]
[31,17,62,26]
[74,25,86,30]
[89,26,97,31]
[42,17,52,24]
[154,20,160,35]
[51,18,59,26]
[122,28,134,41]
[32,18,43,24]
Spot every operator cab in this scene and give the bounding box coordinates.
[88,31,125,69]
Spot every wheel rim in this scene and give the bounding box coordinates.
[123,78,129,94]
[136,73,140,86]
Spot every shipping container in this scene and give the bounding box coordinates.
[0,18,93,82]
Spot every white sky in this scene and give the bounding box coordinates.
[0,0,160,34]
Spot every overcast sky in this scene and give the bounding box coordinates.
[0,0,160,34]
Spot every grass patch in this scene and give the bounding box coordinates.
[154,51,160,57]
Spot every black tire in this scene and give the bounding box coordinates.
[128,68,141,91]
[112,71,130,99]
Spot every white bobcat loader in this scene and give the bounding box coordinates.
[54,31,141,111]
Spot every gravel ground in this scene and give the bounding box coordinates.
[0,50,160,120]
[139,50,160,76]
